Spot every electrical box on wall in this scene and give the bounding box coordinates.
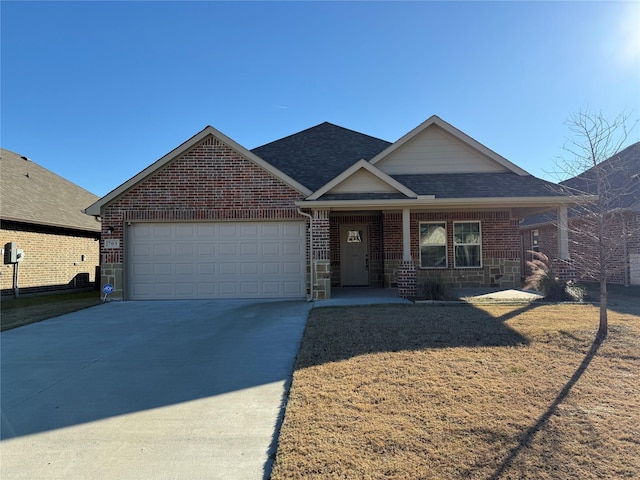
[4,242,17,264]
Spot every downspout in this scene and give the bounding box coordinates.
[297,207,314,302]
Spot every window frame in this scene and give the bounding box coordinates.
[453,221,482,268]
[531,229,540,252]
[419,221,448,269]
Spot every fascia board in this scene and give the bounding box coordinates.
[85,126,311,216]
[307,159,417,200]
[296,195,596,210]
[369,115,530,176]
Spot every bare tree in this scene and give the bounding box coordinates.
[558,109,638,338]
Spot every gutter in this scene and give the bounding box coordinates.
[297,207,314,302]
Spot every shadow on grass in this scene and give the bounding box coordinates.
[295,303,535,369]
[487,334,604,480]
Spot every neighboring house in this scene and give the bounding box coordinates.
[521,142,640,285]
[1,149,101,295]
[85,115,586,301]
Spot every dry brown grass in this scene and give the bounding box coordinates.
[271,301,640,480]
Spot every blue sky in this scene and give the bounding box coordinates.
[2,1,639,197]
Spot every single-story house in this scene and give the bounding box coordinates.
[1,148,101,295]
[521,141,640,285]
[85,115,588,301]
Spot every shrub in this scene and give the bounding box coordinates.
[420,274,449,300]
[525,250,585,302]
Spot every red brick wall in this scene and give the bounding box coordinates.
[1,224,99,295]
[521,211,640,285]
[410,211,520,264]
[380,210,520,287]
[101,134,306,265]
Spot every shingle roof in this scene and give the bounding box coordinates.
[392,172,568,198]
[251,122,391,191]
[1,148,101,232]
[521,141,640,227]
[559,141,640,210]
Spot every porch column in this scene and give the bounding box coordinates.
[553,205,576,282]
[311,209,331,300]
[558,206,569,260]
[398,208,417,298]
[402,208,411,261]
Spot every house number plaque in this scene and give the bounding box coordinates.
[104,239,120,249]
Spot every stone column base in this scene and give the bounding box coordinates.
[313,260,331,300]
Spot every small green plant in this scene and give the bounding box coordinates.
[525,250,585,302]
[420,274,449,300]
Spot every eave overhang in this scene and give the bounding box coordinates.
[296,195,596,214]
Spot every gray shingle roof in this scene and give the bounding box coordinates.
[392,172,568,198]
[559,141,640,210]
[1,148,101,232]
[521,141,640,227]
[251,122,391,191]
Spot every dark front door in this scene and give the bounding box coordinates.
[340,224,369,286]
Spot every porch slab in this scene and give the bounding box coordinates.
[313,288,412,307]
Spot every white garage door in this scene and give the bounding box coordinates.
[127,222,306,300]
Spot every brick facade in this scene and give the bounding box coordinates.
[100,135,305,300]
[1,222,100,295]
[522,211,640,285]
[381,210,521,292]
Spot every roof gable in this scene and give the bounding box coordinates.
[370,115,529,176]
[85,126,311,216]
[251,122,391,191]
[1,148,100,232]
[308,159,417,200]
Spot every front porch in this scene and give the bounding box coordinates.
[307,207,573,301]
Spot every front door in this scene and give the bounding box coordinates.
[340,224,369,286]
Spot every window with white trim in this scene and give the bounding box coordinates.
[454,221,482,268]
[419,222,447,268]
[531,229,539,252]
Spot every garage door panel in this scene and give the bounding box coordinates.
[153,225,173,238]
[219,243,238,256]
[240,263,259,275]
[262,263,281,275]
[128,221,305,300]
[154,264,172,276]
[240,243,259,256]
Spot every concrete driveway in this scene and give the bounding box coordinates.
[1,299,312,480]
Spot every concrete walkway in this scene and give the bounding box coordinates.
[1,299,311,480]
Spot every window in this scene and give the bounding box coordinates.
[531,229,539,252]
[419,222,447,268]
[454,222,482,268]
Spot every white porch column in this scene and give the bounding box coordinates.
[402,208,411,261]
[558,206,569,260]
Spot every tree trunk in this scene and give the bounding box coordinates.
[599,278,607,338]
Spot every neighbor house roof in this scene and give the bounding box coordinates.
[1,148,101,232]
[521,141,640,228]
[251,122,392,191]
[560,141,640,210]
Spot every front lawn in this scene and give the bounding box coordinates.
[271,302,640,479]
[1,290,102,331]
